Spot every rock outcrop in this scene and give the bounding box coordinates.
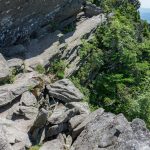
[71,111,150,150]
[0,0,149,150]
[0,0,84,47]
[46,79,84,103]
[0,72,40,107]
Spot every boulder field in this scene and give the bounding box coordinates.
[0,0,150,150]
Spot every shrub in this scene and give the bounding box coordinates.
[29,145,41,150]
[48,60,66,79]
[35,64,45,74]
[62,23,76,34]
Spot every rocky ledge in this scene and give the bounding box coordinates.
[0,0,150,150]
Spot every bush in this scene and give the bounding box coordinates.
[62,23,76,34]
[48,60,66,79]
[0,68,18,85]
[35,64,45,74]
[29,145,41,150]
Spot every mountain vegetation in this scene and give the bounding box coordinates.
[72,0,150,127]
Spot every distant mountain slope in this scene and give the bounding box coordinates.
[139,8,150,23]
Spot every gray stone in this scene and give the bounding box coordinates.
[66,102,90,114]
[14,106,38,120]
[32,108,48,129]
[48,104,79,125]
[0,0,84,47]
[46,123,68,138]
[47,79,84,103]
[48,104,67,124]
[7,58,24,71]
[0,126,12,150]
[72,108,104,139]
[12,142,26,150]
[71,110,150,150]
[0,53,9,81]
[24,31,61,70]
[0,72,40,107]
[57,133,66,145]
[0,118,31,149]
[20,91,37,107]
[29,108,48,144]
[65,135,73,149]
[40,139,64,150]
[69,114,87,130]
[71,112,129,150]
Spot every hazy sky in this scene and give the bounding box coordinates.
[140,0,150,8]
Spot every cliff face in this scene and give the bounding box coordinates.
[0,0,84,47]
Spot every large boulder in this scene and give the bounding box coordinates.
[48,104,67,125]
[72,108,104,139]
[46,79,84,103]
[20,91,37,107]
[12,106,38,120]
[29,108,48,144]
[0,72,40,107]
[69,114,87,130]
[66,102,90,114]
[51,108,79,125]
[0,53,9,82]
[30,108,48,130]
[45,123,68,138]
[71,109,150,150]
[48,103,79,125]
[6,92,38,121]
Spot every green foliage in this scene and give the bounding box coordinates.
[29,145,41,150]
[0,77,12,85]
[48,60,66,79]
[72,0,150,127]
[0,68,19,85]
[62,23,76,34]
[28,85,34,92]
[35,64,45,74]
[92,0,140,13]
